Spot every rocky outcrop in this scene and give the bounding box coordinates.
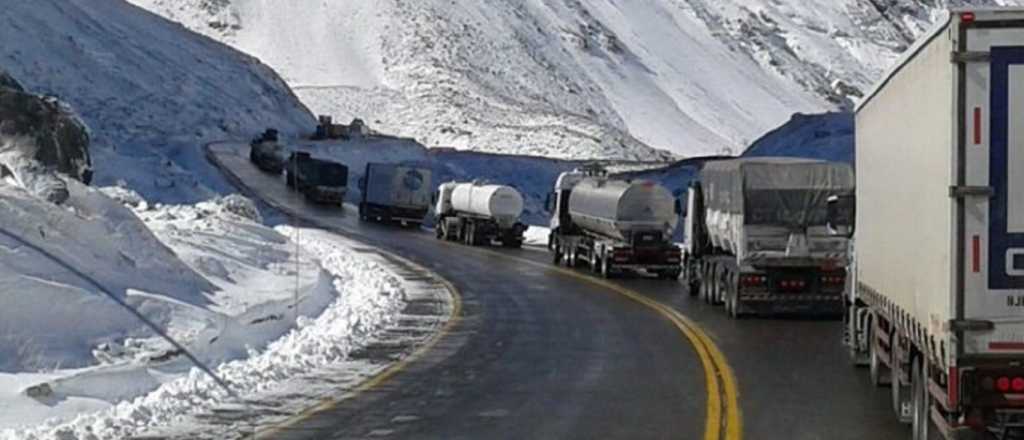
[0,71,92,204]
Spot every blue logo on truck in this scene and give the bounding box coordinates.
[989,47,1024,289]
[402,170,424,191]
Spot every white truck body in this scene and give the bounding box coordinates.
[363,164,432,210]
[435,181,526,248]
[851,8,1024,437]
[448,182,524,229]
[857,7,1024,363]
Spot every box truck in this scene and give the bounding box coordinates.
[845,8,1024,440]
[357,163,432,226]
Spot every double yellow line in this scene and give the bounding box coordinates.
[458,245,743,440]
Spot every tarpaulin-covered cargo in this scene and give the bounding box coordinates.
[700,157,854,262]
[701,157,854,227]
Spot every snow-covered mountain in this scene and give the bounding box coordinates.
[126,0,1019,160]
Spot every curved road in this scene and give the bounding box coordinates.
[208,143,908,440]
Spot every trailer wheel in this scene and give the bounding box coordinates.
[726,273,743,319]
[589,251,600,273]
[912,358,935,440]
[601,257,614,279]
[553,244,563,265]
[435,224,444,239]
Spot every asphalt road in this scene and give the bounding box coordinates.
[208,143,909,440]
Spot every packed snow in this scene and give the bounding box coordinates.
[0,182,421,439]
[127,0,1022,160]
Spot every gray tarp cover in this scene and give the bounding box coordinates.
[700,157,854,227]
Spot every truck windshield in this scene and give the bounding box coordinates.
[744,189,852,228]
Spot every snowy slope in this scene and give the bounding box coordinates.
[0,0,315,204]
[127,0,1019,160]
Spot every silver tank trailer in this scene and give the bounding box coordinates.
[568,178,678,241]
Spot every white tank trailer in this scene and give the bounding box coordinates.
[680,157,854,318]
[548,170,682,280]
[435,181,526,248]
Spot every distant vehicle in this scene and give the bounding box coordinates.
[249,128,286,174]
[680,157,854,317]
[846,9,1024,439]
[435,181,526,248]
[285,152,347,205]
[358,163,432,227]
[547,166,682,280]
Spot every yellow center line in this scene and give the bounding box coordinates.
[443,242,743,440]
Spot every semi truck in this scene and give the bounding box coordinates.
[249,128,286,174]
[285,152,347,206]
[547,167,682,279]
[844,9,1024,440]
[434,181,526,247]
[680,157,854,318]
[357,163,432,226]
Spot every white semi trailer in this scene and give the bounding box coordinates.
[845,8,1024,440]
[547,167,682,279]
[434,181,526,247]
[357,162,432,227]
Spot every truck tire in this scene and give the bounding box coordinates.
[726,274,743,319]
[435,224,444,239]
[912,358,935,440]
[358,204,368,221]
[589,251,600,273]
[601,257,614,279]
[553,243,563,265]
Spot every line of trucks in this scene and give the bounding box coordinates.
[243,9,1024,436]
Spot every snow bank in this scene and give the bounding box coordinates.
[0,180,212,373]
[2,226,406,440]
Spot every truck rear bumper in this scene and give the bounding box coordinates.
[738,294,844,315]
[361,203,428,222]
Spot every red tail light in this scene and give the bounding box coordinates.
[741,275,767,287]
[961,11,976,24]
[1012,377,1024,392]
[997,377,1011,392]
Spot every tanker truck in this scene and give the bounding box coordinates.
[680,157,854,318]
[546,167,682,279]
[434,181,526,248]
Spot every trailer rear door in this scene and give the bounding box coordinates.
[959,10,1024,354]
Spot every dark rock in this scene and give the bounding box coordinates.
[0,86,92,191]
[0,68,22,92]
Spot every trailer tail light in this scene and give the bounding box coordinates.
[961,11,976,24]
[997,377,1011,393]
[780,279,806,290]
[741,275,767,287]
[821,273,845,285]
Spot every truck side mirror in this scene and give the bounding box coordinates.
[827,194,855,236]
[431,191,439,204]
[545,192,554,213]
[357,177,366,190]
[674,198,684,216]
